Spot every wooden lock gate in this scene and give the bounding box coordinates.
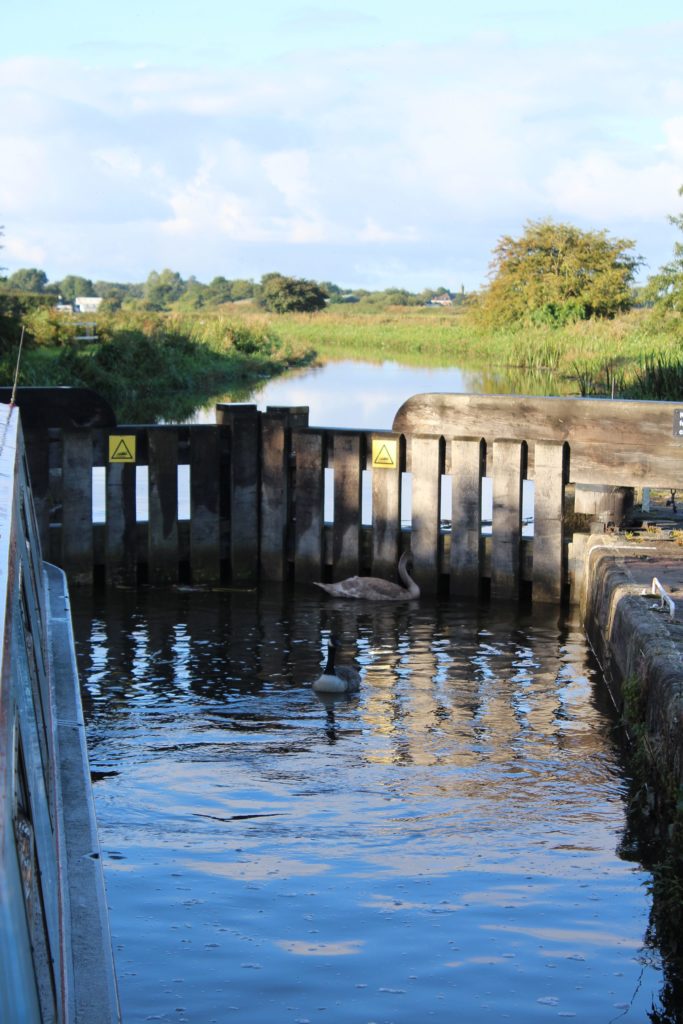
[12,389,683,604]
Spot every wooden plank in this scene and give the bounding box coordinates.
[370,432,402,577]
[410,436,442,594]
[105,459,137,587]
[330,432,363,579]
[188,426,221,584]
[260,408,309,581]
[532,440,566,603]
[393,393,683,484]
[61,431,93,584]
[491,439,525,600]
[223,406,260,583]
[147,428,179,584]
[293,430,325,582]
[449,437,485,598]
[567,442,683,488]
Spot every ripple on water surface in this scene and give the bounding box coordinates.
[71,587,667,1023]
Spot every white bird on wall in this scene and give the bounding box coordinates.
[312,636,361,693]
[313,551,419,602]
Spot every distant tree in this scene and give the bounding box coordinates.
[56,274,95,302]
[6,267,48,293]
[144,269,185,310]
[229,278,256,301]
[256,273,327,313]
[476,219,643,327]
[205,276,234,305]
[643,185,683,311]
[176,277,209,309]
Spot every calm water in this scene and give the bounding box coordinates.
[190,359,575,431]
[70,586,667,1023]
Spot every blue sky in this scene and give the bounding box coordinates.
[1,1,682,290]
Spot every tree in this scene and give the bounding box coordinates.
[256,273,327,313]
[205,276,234,305]
[476,219,643,327]
[56,274,95,302]
[144,269,185,310]
[7,267,48,293]
[230,278,255,301]
[643,185,683,311]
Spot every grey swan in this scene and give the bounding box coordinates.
[312,636,361,694]
[313,551,419,601]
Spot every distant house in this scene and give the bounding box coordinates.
[74,296,103,313]
[426,293,453,307]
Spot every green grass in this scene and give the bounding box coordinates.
[5,302,683,418]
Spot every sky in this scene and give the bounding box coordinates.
[1,1,682,292]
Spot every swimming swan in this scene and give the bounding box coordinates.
[312,636,361,694]
[313,551,419,601]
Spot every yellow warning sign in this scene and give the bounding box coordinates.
[372,438,398,469]
[108,435,136,463]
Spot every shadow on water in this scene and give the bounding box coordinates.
[70,584,679,1023]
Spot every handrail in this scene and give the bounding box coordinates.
[651,577,676,620]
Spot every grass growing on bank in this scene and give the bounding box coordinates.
[8,311,316,422]
[4,303,683,420]
[218,303,683,398]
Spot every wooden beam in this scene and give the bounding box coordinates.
[330,432,363,579]
[369,432,402,577]
[410,435,443,594]
[147,428,179,584]
[393,394,683,488]
[491,439,525,600]
[293,430,325,582]
[449,436,485,598]
[532,441,566,603]
[188,425,222,584]
[61,430,93,584]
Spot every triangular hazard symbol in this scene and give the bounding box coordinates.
[111,438,134,461]
[373,444,395,466]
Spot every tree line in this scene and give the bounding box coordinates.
[2,184,683,323]
[0,263,467,314]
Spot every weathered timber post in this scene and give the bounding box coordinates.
[106,444,137,587]
[330,432,364,580]
[260,407,309,581]
[449,436,485,598]
[574,484,634,529]
[216,404,260,583]
[189,425,224,584]
[293,430,325,582]
[491,439,526,600]
[61,430,94,585]
[533,441,567,603]
[369,432,403,578]
[410,435,444,594]
[148,428,179,584]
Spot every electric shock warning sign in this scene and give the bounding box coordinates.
[372,438,398,469]
[108,435,136,463]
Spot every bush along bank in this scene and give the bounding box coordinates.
[9,316,316,423]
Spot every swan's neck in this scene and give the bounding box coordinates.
[398,558,420,597]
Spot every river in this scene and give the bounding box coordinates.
[71,591,670,1023]
[73,358,677,1022]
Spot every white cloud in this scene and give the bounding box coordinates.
[1,22,683,288]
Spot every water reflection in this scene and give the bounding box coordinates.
[190,358,576,430]
[70,586,670,1023]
